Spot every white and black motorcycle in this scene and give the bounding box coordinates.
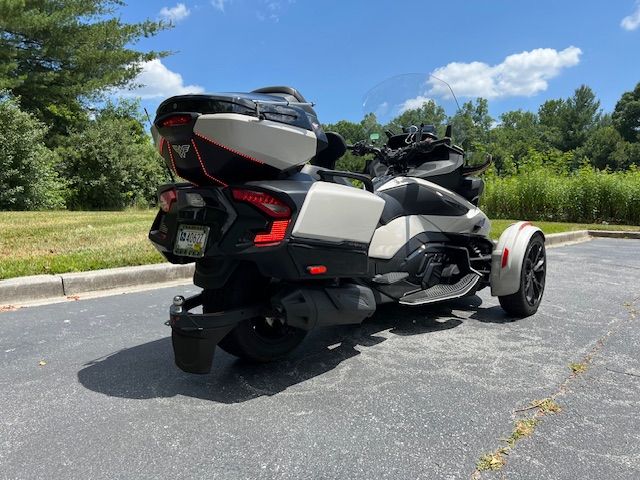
[149,76,546,374]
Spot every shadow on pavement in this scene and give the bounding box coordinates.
[78,295,511,404]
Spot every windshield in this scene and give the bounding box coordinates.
[360,73,491,162]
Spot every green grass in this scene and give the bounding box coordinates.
[0,210,162,280]
[0,211,639,280]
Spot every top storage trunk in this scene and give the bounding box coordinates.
[152,93,327,186]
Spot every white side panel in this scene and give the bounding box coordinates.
[368,215,439,259]
[292,183,385,244]
[194,113,317,170]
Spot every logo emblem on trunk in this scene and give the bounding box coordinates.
[172,144,190,159]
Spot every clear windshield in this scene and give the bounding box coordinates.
[361,73,490,162]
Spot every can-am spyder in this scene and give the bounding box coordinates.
[149,76,546,374]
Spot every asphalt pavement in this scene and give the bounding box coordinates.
[1,238,639,479]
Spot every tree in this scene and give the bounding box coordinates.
[538,86,601,151]
[612,82,640,142]
[489,110,543,173]
[0,0,168,144]
[385,100,447,134]
[448,98,493,152]
[574,126,626,170]
[0,94,65,210]
[56,100,167,209]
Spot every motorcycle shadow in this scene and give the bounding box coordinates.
[77,295,508,404]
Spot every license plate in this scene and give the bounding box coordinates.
[173,225,210,258]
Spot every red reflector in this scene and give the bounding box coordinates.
[254,220,290,246]
[159,114,192,128]
[158,189,177,213]
[501,247,510,268]
[306,265,327,275]
[231,188,291,218]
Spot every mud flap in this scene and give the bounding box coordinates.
[168,293,264,374]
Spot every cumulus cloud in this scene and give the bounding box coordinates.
[621,1,640,30]
[159,3,190,23]
[211,0,226,12]
[428,46,582,99]
[118,59,204,99]
[399,95,432,113]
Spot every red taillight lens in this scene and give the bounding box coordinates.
[231,189,291,218]
[254,220,290,246]
[231,188,292,247]
[159,114,192,128]
[158,189,177,213]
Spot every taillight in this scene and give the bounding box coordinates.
[231,189,291,218]
[231,188,292,247]
[158,189,177,213]
[159,114,192,128]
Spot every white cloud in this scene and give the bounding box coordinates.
[428,46,582,99]
[118,59,204,99]
[621,1,640,30]
[399,95,432,113]
[159,3,190,23]
[211,0,226,12]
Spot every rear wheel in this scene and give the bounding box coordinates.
[499,233,546,317]
[202,264,307,362]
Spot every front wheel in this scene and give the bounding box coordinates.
[499,233,546,317]
[202,264,307,362]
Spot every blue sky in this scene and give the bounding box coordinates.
[117,0,640,124]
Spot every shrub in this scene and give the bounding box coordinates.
[56,102,168,210]
[482,162,640,225]
[0,94,66,210]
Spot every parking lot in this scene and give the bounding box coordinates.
[1,238,639,479]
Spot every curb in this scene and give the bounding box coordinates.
[544,230,591,247]
[1,263,194,305]
[1,229,638,306]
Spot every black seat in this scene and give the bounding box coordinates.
[310,132,347,170]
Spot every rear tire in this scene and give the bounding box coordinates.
[499,233,546,318]
[202,264,307,362]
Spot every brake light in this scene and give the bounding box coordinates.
[254,220,290,246]
[231,189,291,218]
[231,188,292,247]
[158,189,177,212]
[159,114,192,128]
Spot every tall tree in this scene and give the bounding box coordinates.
[0,0,168,143]
[538,86,601,151]
[612,82,640,142]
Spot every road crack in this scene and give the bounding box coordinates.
[471,296,639,479]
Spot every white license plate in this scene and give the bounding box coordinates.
[173,225,210,257]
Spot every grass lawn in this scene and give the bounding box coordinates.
[0,211,638,280]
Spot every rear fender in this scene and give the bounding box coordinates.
[490,222,544,296]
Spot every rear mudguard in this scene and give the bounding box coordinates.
[490,221,544,297]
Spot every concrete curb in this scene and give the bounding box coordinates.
[1,229,638,306]
[544,230,591,247]
[1,263,194,305]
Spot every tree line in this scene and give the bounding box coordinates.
[327,84,640,176]
[0,0,168,210]
[1,1,639,212]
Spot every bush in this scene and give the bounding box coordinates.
[0,95,66,210]
[482,161,640,225]
[56,102,168,210]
